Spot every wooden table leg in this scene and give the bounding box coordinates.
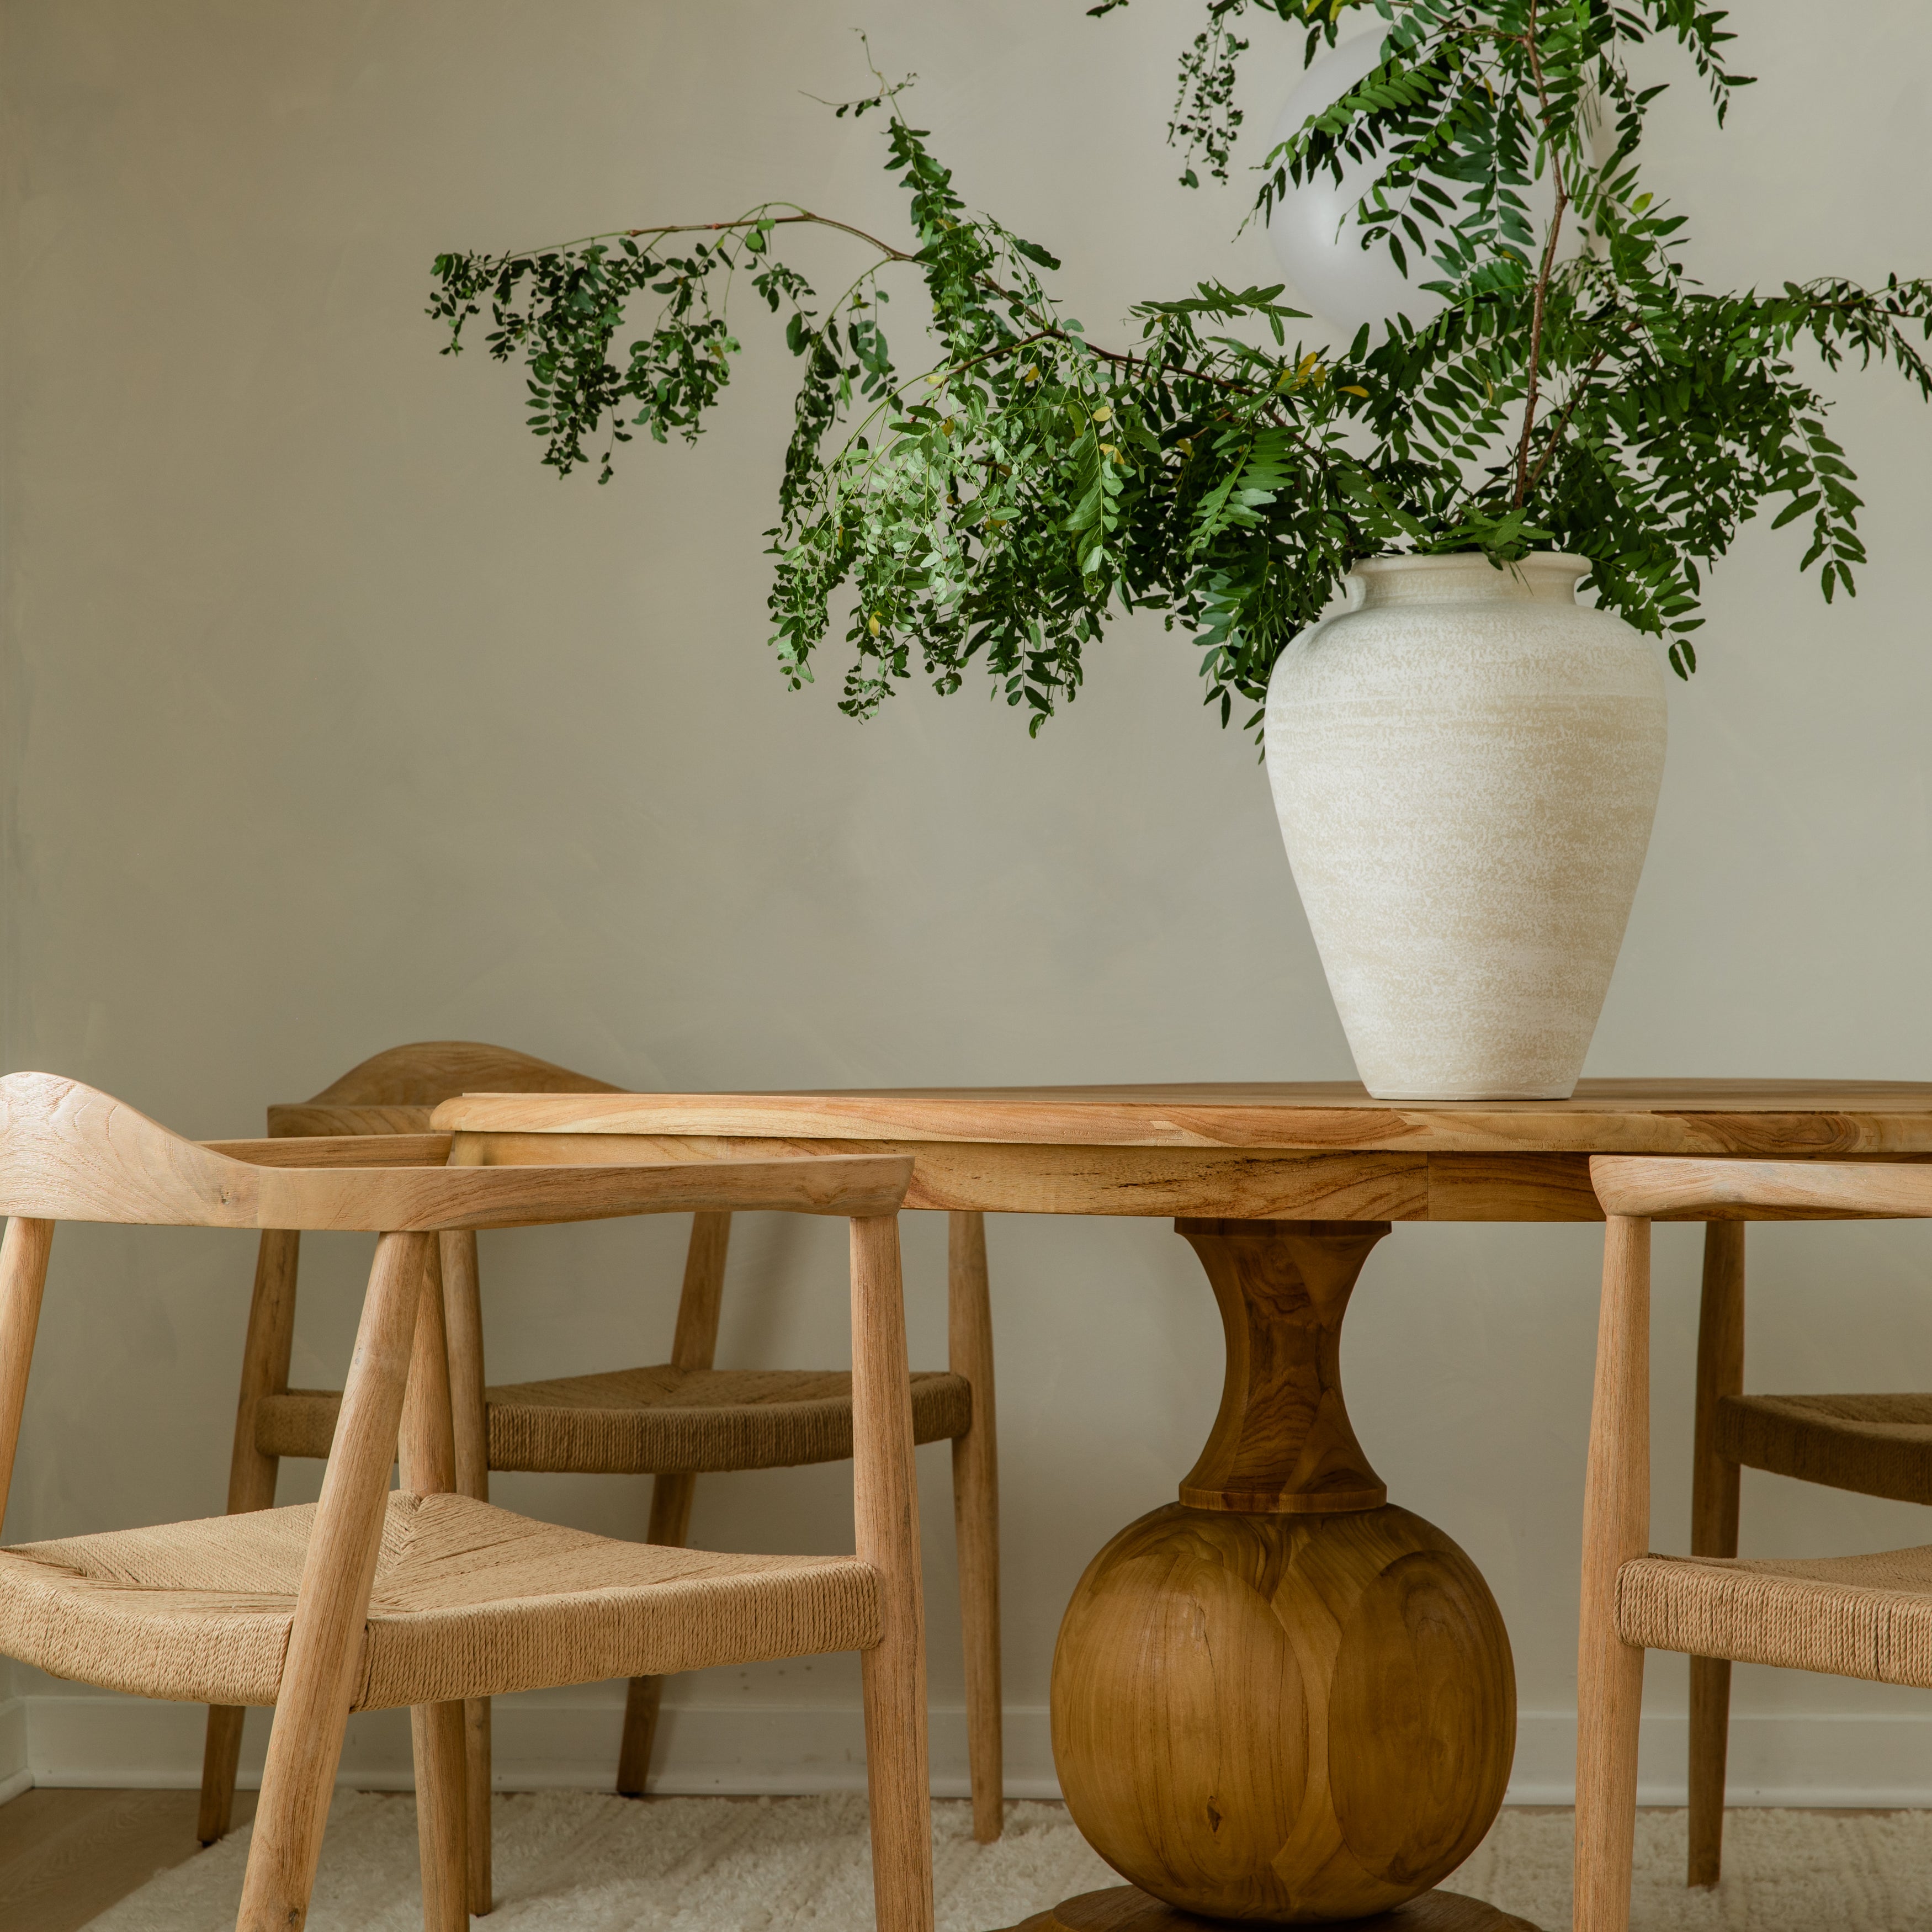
[1010,1221,1527,1931]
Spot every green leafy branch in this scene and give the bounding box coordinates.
[429,13,1932,725]
[1100,0,1930,673]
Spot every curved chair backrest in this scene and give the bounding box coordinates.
[1592,1155,1932,1222]
[0,1073,910,1231]
[0,1073,273,1228]
[271,1041,622,1138]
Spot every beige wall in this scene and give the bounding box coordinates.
[1,0,1929,1800]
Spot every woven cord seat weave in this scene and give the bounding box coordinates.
[1718,1392,1932,1505]
[1617,1544,1932,1687]
[257,1367,973,1474]
[0,1492,880,1710]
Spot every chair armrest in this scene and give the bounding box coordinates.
[251,1154,915,1232]
[203,1134,454,1169]
[1593,1154,1932,1222]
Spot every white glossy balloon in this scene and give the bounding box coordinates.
[1262,34,1555,341]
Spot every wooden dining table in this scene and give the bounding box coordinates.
[433,1079,1932,1932]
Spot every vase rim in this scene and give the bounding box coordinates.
[1350,550,1592,578]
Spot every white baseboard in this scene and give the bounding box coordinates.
[21,1695,1932,1809]
[1506,1708,1932,1808]
[20,1694,1061,1799]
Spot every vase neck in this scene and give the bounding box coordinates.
[1349,552,1589,610]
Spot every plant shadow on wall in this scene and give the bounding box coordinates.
[427,1,1930,1103]
[428,4,1931,737]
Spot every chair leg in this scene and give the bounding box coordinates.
[1574,1213,1651,1932]
[851,1214,935,1932]
[1577,1622,1647,1932]
[440,1231,490,1504]
[412,1701,470,1932]
[948,1210,1003,1843]
[463,1698,492,1918]
[1687,1220,1744,1888]
[615,1470,699,1795]
[401,1240,474,1926]
[201,1227,300,1844]
[197,1707,250,1849]
[615,1209,731,1798]
[238,1231,428,1932]
[0,1216,55,1520]
[861,1638,937,1932]
[437,1228,496,1915]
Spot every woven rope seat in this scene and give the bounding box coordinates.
[0,1492,880,1712]
[1718,1392,1932,1505]
[257,1366,973,1475]
[1617,1544,1932,1688]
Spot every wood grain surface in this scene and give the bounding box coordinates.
[441,1114,1932,1227]
[948,1209,1005,1843]
[199,1224,301,1845]
[848,1212,937,1932]
[403,1228,470,1932]
[615,1208,732,1799]
[432,1078,1932,1155]
[1,1789,259,1932]
[444,1130,1620,1223]
[0,1073,914,1229]
[1174,1221,1390,1513]
[1573,1215,1652,1932]
[1687,1223,1745,1889]
[238,1230,428,1932]
[266,1036,620,1139]
[1592,1154,1932,1220]
[998,1884,1540,1931]
[1051,1503,1515,1923]
[0,1215,55,1528]
[205,1133,454,1167]
[295,1039,623,1110]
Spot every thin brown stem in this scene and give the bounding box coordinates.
[507,202,1339,492]
[1512,0,1572,507]
[620,211,918,265]
[1523,342,1610,499]
[502,208,919,268]
[525,208,1278,404]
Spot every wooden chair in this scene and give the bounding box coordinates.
[0,1071,933,1932]
[1684,1211,1932,1887]
[198,1042,1002,1908]
[1575,1154,1932,1932]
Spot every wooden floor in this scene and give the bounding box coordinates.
[1,1787,257,1932]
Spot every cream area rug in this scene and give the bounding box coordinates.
[83,1791,1932,1930]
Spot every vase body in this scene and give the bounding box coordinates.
[1265,552,1668,1101]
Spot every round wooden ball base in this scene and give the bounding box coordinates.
[999,1883,1540,1932]
[1031,1222,1540,1932]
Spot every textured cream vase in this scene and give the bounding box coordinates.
[1265,552,1668,1100]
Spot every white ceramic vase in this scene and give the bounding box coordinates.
[1264,552,1668,1100]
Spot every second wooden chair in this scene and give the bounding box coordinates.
[1684,1210,1932,1885]
[198,1041,1003,1911]
[1577,1154,1932,1932]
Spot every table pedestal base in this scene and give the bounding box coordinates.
[1041,1221,1528,1928]
[1001,1884,1539,1931]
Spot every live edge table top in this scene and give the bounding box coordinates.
[429,1080,1932,1224]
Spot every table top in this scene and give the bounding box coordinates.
[434,1079,1932,1157]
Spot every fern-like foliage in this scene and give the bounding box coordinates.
[430,12,1932,729]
